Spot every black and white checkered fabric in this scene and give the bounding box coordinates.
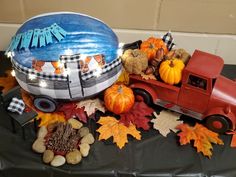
[60,53,81,62]
[162,31,175,51]
[7,97,25,115]
[11,59,67,81]
[81,57,121,80]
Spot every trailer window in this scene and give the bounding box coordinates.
[188,75,207,90]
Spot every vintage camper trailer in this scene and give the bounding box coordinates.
[6,12,122,112]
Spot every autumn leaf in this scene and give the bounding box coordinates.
[76,98,105,117]
[140,72,157,80]
[58,102,87,123]
[97,116,141,149]
[119,102,153,130]
[21,90,35,110]
[115,69,130,85]
[177,123,224,158]
[226,131,236,147]
[0,70,18,94]
[151,111,183,137]
[36,112,66,127]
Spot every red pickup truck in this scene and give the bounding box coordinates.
[130,50,236,133]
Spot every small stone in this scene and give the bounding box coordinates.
[32,138,46,153]
[37,126,48,138]
[78,127,90,137]
[79,143,90,157]
[66,149,82,164]
[43,150,54,164]
[50,155,66,167]
[80,133,95,144]
[68,118,83,129]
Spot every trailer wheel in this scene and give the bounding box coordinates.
[205,115,231,133]
[33,96,57,113]
[132,88,153,106]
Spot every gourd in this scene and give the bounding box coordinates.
[159,58,185,85]
[104,84,135,114]
[140,37,168,60]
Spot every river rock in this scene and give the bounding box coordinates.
[50,155,66,167]
[79,143,90,157]
[32,138,46,153]
[68,118,83,129]
[43,150,54,164]
[78,127,90,137]
[66,149,82,164]
[37,126,48,138]
[80,133,95,144]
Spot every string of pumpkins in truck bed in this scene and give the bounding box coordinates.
[121,37,191,85]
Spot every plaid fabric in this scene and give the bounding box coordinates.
[162,31,175,51]
[7,97,25,115]
[60,53,81,62]
[81,57,121,80]
[11,59,67,81]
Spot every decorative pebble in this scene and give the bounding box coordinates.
[78,127,90,137]
[79,143,90,157]
[68,118,83,129]
[37,126,48,138]
[43,150,54,164]
[50,155,66,167]
[80,133,95,144]
[32,138,46,153]
[66,149,82,164]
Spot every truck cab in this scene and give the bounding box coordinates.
[130,50,236,133]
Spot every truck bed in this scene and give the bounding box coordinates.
[129,74,180,105]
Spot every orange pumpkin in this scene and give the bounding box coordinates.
[104,84,135,114]
[140,37,168,60]
[159,58,185,85]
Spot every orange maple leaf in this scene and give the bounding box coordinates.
[21,90,34,110]
[0,70,18,93]
[97,116,141,149]
[36,112,66,127]
[177,123,224,158]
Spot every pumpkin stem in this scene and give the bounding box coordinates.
[169,60,175,67]
[118,85,123,93]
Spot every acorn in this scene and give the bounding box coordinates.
[145,66,156,75]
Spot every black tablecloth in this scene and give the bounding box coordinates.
[0,52,236,177]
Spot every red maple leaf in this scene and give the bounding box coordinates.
[119,102,154,130]
[58,102,87,123]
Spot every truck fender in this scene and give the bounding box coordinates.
[129,82,158,102]
[203,106,236,130]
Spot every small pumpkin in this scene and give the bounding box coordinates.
[140,37,168,60]
[159,58,185,85]
[104,84,135,114]
[121,49,148,75]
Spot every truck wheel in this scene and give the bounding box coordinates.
[132,88,153,106]
[205,115,231,133]
[33,96,57,113]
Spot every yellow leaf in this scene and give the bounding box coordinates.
[97,116,141,149]
[0,70,18,93]
[177,123,224,158]
[115,69,129,85]
[36,112,66,127]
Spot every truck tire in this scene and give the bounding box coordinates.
[33,96,57,113]
[205,115,231,133]
[132,88,153,106]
